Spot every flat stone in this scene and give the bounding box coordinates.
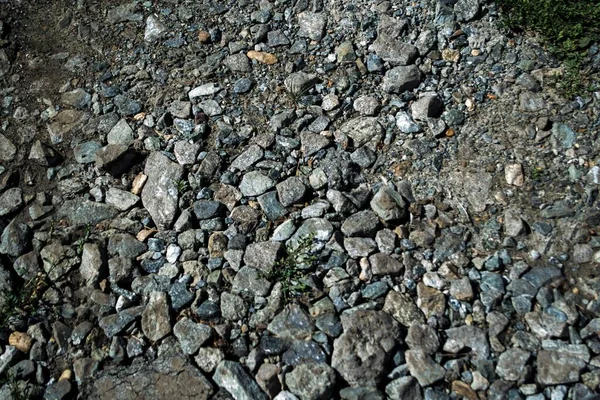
[353,96,380,116]
[370,186,407,221]
[141,152,184,230]
[231,145,264,171]
[74,141,101,164]
[221,292,247,321]
[341,210,380,237]
[213,360,268,400]
[537,349,586,385]
[224,53,251,72]
[141,291,171,342]
[0,133,17,161]
[340,117,384,148]
[232,266,271,297]
[285,72,318,96]
[496,348,530,381]
[0,187,23,216]
[444,325,490,359]
[80,355,213,399]
[332,310,401,387]
[297,12,327,41]
[411,93,443,120]
[383,291,425,327]
[98,306,144,338]
[173,317,212,355]
[405,323,439,355]
[276,177,306,207]
[505,163,524,186]
[396,111,422,133]
[369,253,404,276]
[285,363,336,400]
[405,349,445,387]
[382,65,421,94]
[240,171,275,197]
[300,132,330,156]
[268,304,315,340]
[371,39,418,66]
[105,187,139,211]
[244,241,283,274]
[0,219,32,257]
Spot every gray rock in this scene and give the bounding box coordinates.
[332,310,401,387]
[80,243,104,286]
[47,109,89,145]
[240,171,275,197]
[195,347,225,373]
[94,144,134,177]
[231,145,264,171]
[268,304,314,340]
[396,111,422,133]
[0,133,16,162]
[232,266,271,297]
[382,65,421,93]
[213,360,268,400]
[341,210,380,237]
[141,291,171,342]
[144,15,167,43]
[454,0,480,22]
[339,387,385,400]
[224,53,251,72]
[496,348,530,381]
[386,376,423,400]
[371,39,418,66]
[504,210,526,236]
[370,186,407,222]
[344,237,378,258]
[369,253,404,276]
[285,72,318,96]
[189,83,220,98]
[282,341,327,366]
[300,132,331,156]
[105,187,139,211]
[285,363,336,400]
[80,355,213,399]
[113,95,142,116]
[108,233,147,258]
[0,219,31,257]
[519,91,546,112]
[74,141,101,164]
[537,349,586,385]
[98,306,144,338]
[106,2,143,24]
[44,380,72,400]
[411,93,443,120]
[353,96,380,116]
[29,140,62,166]
[288,218,334,249]
[405,323,439,355]
[244,241,283,274]
[297,12,327,41]
[173,317,212,355]
[340,117,384,148]
[405,349,445,387]
[258,191,288,221]
[221,292,246,321]
[444,325,490,359]
[141,152,184,230]
[173,141,200,165]
[277,177,307,207]
[0,187,23,216]
[56,199,119,226]
[61,88,91,109]
[383,291,425,327]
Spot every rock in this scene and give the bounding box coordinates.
[536,349,586,385]
[247,50,278,65]
[505,164,524,186]
[213,360,268,400]
[105,187,139,211]
[144,15,167,43]
[371,38,418,66]
[61,88,91,109]
[341,210,380,237]
[276,177,307,207]
[98,307,144,338]
[195,348,225,373]
[107,119,135,146]
[332,310,401,387]
[113,95,142,116]
[0,133,16,161]
[0,187,23,216]
[382,65,421,93]
[396,111,422,133]
[29,140,62,166]
[297,12,327,41]
[340,117,384,148]
[405,349,445,387]
[519,92,545,112]
[220,292,246,321]
[141,291,171,342]
[504,210,526,237]
[44,380,72,400]
[80,355,213,399]
[386,376,422,400]
[47,109,89,145]
[173,318,212,355]
[405,323,439,354]
[285,72,318,96]
[189,83,220,98]
[383,291,424,327]
[336,41,356,64]
[369,253,404,276]
[339,387,385,400]
[244,241,283,274]
[141,152,184,230]
[444,325,490,359]
[240,171,275,197]
[0,219,31,257]
[411,93,443,120]
[282,341,327,366]
[224,53,251,72]
[268,304,314,340]
[232,266,272,297]
[496,348,530,381]
[231,145,263,171]
[370,186,407,221]
[80,243,104,286]
[74,141,101,164]
[300,132,330,156]
[56,199,119,226]
[353,96,380,116]
[455,0,480,22]
[285,363,336,400]
[95,144,136,177]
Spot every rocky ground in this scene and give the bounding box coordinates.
[0,0,599,399]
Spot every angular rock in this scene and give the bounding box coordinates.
[297,12,327,41]
[213,360,268,400]
[141,152,184,230]
[240,171,275,197]
[370,186,407,222]
[285,363,336,400]
[173,318,212,355]
[141,291,171,342]
[405,349,445,387]
[340,117,384,148]
[332,310,401,387]
[382,65,421,93]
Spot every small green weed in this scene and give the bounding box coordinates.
[268,234,318,300]
[0,371,28,400]
[174,179,189,193]
[497,0,600,97]
[0,273,48,330]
